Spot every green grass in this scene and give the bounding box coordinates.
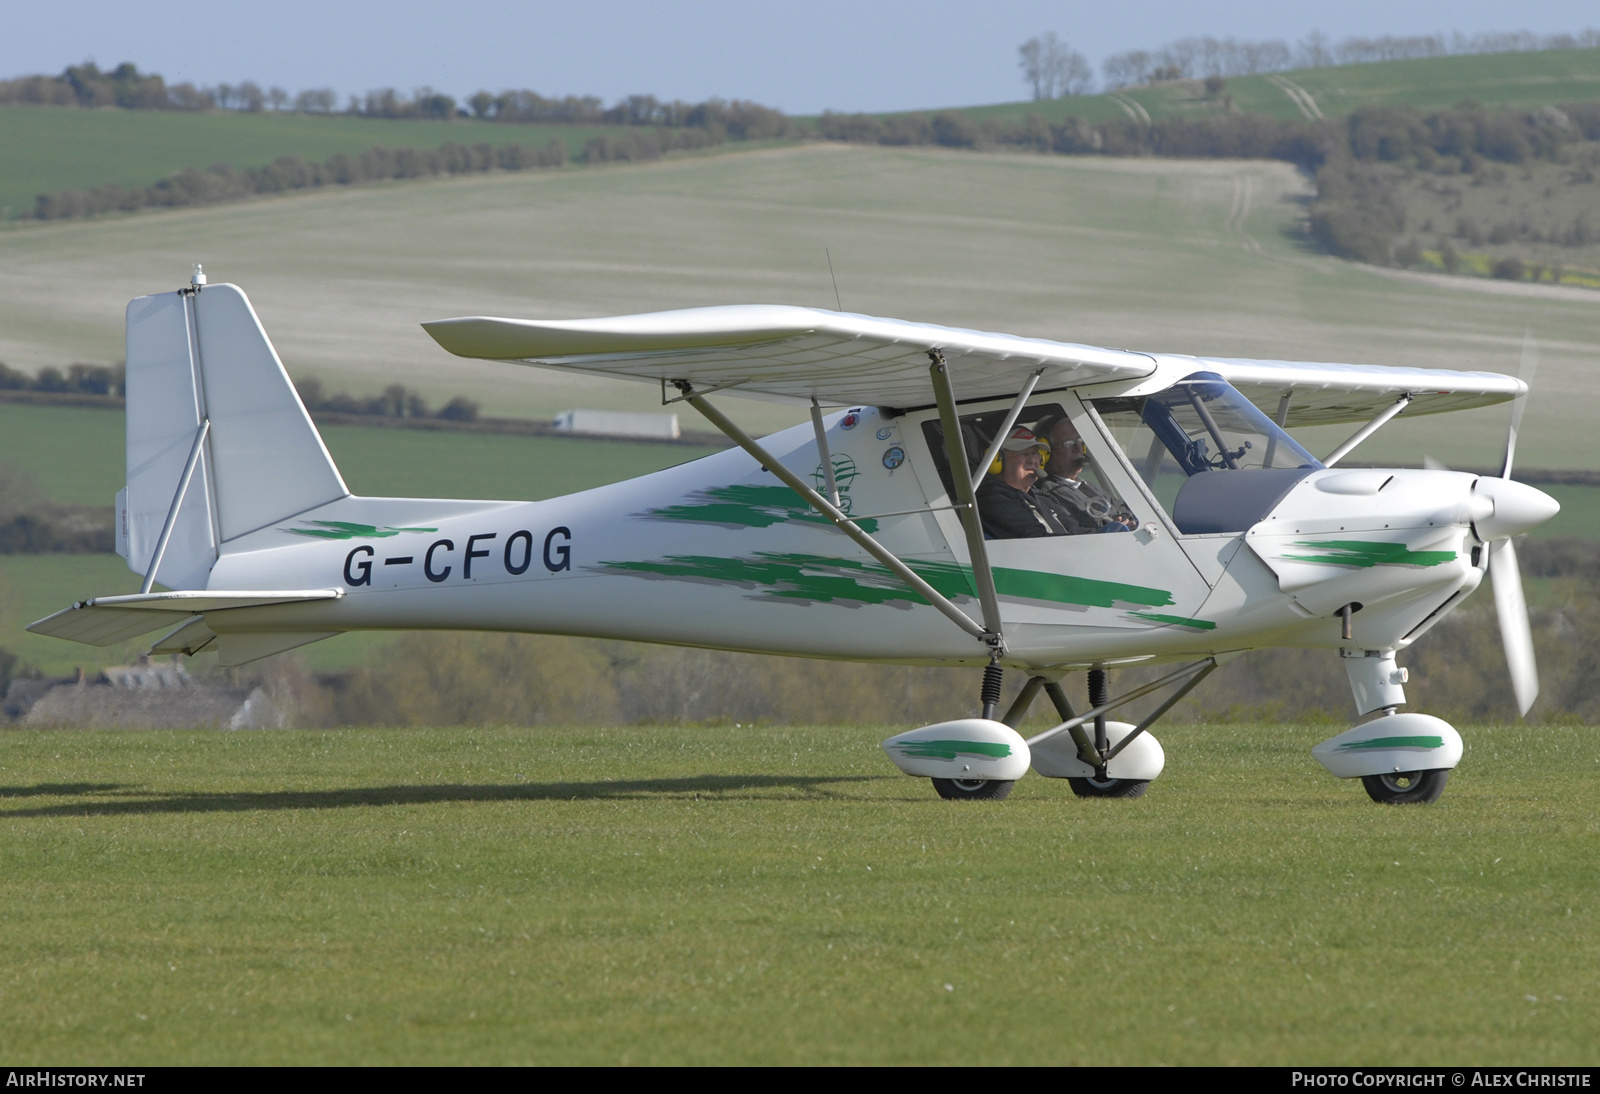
[951,47,1600,127]
[0,105,625,223]
[0,720,1594,1064]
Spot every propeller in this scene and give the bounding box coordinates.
[1476,332,1549,717]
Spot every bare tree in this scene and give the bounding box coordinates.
[1019,32,1093,99]
[1019,36,1047,99]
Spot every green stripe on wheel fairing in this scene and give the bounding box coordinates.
[1336,735,1445,751]
[893,740,1013,760]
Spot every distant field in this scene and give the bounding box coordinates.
[0,105,628,222]
[951,47,1600,127]
[0,403,723,507]
[0,721,1595,1064]
[1,145,1596,463]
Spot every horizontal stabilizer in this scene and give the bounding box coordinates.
[27,590,343,647]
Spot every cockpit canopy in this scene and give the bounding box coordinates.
[1093,373,1323,534]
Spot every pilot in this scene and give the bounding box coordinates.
[975,428,1081,539]
[1036,414,1136,533]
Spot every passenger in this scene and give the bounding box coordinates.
[1036,415,1136,533]
[975,428,1081,539]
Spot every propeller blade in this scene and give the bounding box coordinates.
[1489,538,1538,716]
[1499,331,1538,480]
[1422,455,1451,471]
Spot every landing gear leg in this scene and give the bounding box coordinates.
[1069,667,1150,799]
[979,661,1004,721]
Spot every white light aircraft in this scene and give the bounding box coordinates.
[31,271,1560,804]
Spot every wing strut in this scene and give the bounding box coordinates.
[970,368,1045,494]
[927,352,1006,654]
[1322,394,1412,468]
[675,383,991,647]
[809,398,841,507]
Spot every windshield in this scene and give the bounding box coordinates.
[1092,372,1321,514]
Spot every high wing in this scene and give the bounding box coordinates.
[1172,356,1525,426]
[424,304,1522,422]
[422,305,1157,406]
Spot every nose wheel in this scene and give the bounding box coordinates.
[1361,770,1448,804]
[1067,775,1149,799]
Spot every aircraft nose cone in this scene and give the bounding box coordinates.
[1472,477,1561,540]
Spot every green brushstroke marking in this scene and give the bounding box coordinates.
[893,740,1013,760]
[1282,540,1455,568]
[993,567,1175,609]
[287,521,438,540]
[1128,612,1217,630]
[599,552,1176,611]
[644,484,879,534]
[1337,735,1445,751]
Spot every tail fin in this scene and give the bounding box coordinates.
[119,283,348,590]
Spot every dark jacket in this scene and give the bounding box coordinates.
[976,478,1084,539]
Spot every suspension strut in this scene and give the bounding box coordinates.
[980,662,1004,721]
[1088,667,1109,769]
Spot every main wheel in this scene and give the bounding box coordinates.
[1361,769,1448,804]
[932,777,1014,801]
[1067,775,1149,799]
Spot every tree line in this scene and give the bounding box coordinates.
[30,130,730,220]
[0,60,794,139]
[1092,28,1600,94]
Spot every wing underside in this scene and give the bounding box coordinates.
[423,304,1523,424]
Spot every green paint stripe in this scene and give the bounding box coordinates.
[645,484,879,534]
[599,552,1177,612]
[1128,612,1217,630]
[992,567,1175,609]
[893,740,1013,760]
[286,521,438,540]
[1283,540,1455,568]
[1337,736,1446,751]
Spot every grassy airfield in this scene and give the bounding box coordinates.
[0,144,1595,466]
[1,135,1597,1066]
[0,721,1595,1065]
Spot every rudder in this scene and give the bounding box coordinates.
[120,282,348,589]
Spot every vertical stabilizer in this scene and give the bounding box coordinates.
[121,283,348,589]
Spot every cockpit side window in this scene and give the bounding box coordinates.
[921,403,1136,540]
[1091,373,1322,534]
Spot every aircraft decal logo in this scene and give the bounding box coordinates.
[813,455,858,514]
[639,484,879,533]
[1280,540,1456,568]
[890,739,1012,761]
[595,553,1177,612]
[286,520,438,540]
[1336,735,1446,752]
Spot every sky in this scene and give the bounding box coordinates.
[5,1,1599,114]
